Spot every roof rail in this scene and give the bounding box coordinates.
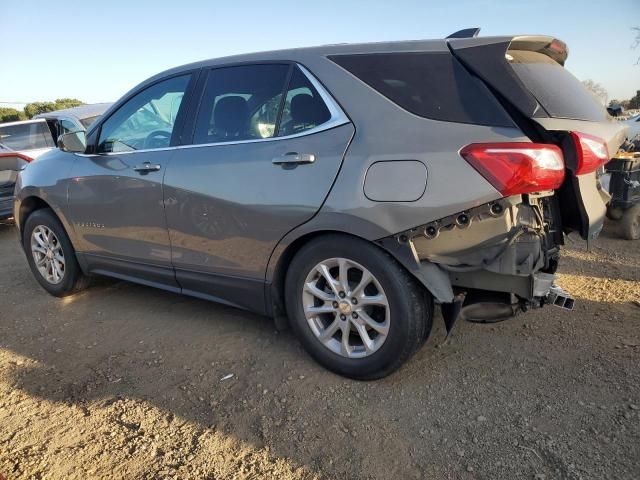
[446,28,481,39]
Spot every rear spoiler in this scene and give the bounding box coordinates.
[446,35,567,119]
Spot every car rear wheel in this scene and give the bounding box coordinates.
[285,234,432,380]
[23,208,89,296]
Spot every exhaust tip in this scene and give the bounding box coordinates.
[548,285,575,311]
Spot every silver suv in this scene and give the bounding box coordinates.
[7,32,627,378]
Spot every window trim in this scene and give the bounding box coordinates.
[84,64,349,156]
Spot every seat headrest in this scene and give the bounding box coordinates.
[290,94,328,126]
[213,96,248,136]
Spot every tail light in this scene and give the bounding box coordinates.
[570,132,609,175]
[460,143,565,197]
[0,152,33,163]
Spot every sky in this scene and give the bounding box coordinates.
[1,0,639,108]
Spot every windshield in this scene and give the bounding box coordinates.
[0,122,54,151]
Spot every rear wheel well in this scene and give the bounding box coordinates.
[269,231,362,326]
[268,230,430,329]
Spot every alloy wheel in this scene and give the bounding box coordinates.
[302,257,390,358]
[30,225,65,284]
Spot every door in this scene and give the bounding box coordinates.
[67,73,194,289]
[163,64,354,311]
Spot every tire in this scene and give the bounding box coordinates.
[621,204,640,240]
[285,234,433,380]
[606,207,624,221]
[23,208,89,296]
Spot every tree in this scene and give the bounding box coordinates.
[633,27,640,65]
[629,91,640,110]
[581,80,608,105]
[0,107,27,122]
[23,98,84,118]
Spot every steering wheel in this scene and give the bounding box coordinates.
[144,130,172,149]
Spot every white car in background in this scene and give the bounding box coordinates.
[0,118,56,161]
[0,119,55,219]
[0,104,112,220]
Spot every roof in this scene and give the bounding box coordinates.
[34,102,112,121]
[0,118,47,127]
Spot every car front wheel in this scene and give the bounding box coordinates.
[285,234,432,380]
[23,208,89,297]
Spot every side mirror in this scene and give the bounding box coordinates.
[58,131,87,153]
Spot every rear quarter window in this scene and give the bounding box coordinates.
[328,51,514,127]
[508,50,608,122]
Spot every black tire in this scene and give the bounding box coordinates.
[606,206,624,221]
[23,208,89,296]
[285,234,433,380]
[621,204,640,240]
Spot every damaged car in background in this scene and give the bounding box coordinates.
[6,29,628,379]
[0,104,110,221]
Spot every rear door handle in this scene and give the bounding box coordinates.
[272,152,316,165]
[133,162,161,174]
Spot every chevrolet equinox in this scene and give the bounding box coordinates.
[7,30,627,378]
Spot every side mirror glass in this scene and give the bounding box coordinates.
[58,131,87,153]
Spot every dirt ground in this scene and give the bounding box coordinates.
[0,220,638,480]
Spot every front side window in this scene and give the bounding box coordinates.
[98,74,190,153]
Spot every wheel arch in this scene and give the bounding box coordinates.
[17,196,80,252]
[267,229,352,327]
[266,227,450,330]
[18,196,54,239]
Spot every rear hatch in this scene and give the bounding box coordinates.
[448,35,628,240]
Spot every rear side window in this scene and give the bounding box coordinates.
[508,50,608,122]
[329,52,513,127]
[193,64,290,144]
[0,122,54,151]
[278,67,331,136]
[193,64,335,145]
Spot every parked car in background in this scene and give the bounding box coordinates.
[7,32,628,379]
[0,104,111,220]
[0,119,56,159]
[35,103,111,146]
[0,119,56,219]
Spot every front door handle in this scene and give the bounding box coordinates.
[133,162,161,174]
[272,152,316,165]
